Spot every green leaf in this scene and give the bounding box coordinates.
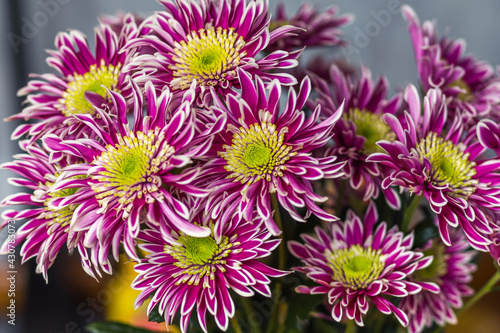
[148,304,165,324]
[86,321,157,333]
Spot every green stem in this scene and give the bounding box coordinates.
[272,194,286,271]
[265,194,287,333]
[401,194,423,232]
[345,320,357,333]
[458,269,500,316]
[431,269,500,333]
[240,296,262,333]
[230,316,243,333]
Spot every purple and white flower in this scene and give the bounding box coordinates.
[200,69,345,235]
[368,85,500,251]
[10,16,139,142]
[42,81,225,268]
[266,3,353,52]
[125,0,301,104]
[289,202,439,327]
[401,229,476,333]
[310,64,403,209]
[403,5,500,125]
[0,142,98,279]
[132,202,286,333]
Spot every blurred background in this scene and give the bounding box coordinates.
[1,0,500,332]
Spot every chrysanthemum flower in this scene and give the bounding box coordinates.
[289,202,439,327]
[132,202,286,333]
[99,11,145,35]
[368,85,500,251]
[125,0,301,104]
[266,3,353,53]
[9,15,139,142]
[0,142,99,280]
[310,64,403,209]
[403,5,500,124]
[42,81,226,267]
[201,69,345,235]
[400,229,476,333]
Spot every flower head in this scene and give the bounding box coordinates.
[289,202,439,327]
[266,3,353,52]
[125,0,301,104]
[401,230,476,333]
[403,5,500,125]
[201,69,345,235]
[311,64,403,209]
[368,85,500,251]
[99,11,145,34]
[42,81,225,269]
[10,16,139,142]
[132,202,286,333]
[0,142,97,280]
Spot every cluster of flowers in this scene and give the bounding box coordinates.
[2,1,500,332]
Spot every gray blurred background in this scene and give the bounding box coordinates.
[1,0,500,332]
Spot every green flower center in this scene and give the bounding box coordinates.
[347,108,395,154]
[244,143,271,168]
[219,122,295,185]
[197,49,221,73]
[327,244,385,289]
[60,60,121,116]
[91,128,174,208]
[417,132,477,196]
[170,26,246,90]
[114,147,150,186]
[164,225,238,285]
[449,79,474,102]
[414,243,448,283]
[184,236,219,265]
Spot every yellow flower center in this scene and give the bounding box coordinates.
[219,122,295,185]
[347,108,395,154]
[417,132,477,196]
[91,128,174,210]
[60,60,121,116]
[449,79,474,102]
[327,244,385,289]
[169,26,246,90]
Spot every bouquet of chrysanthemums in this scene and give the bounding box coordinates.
[4,0,500,332]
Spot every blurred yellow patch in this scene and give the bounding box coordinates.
[105,256,180,333]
